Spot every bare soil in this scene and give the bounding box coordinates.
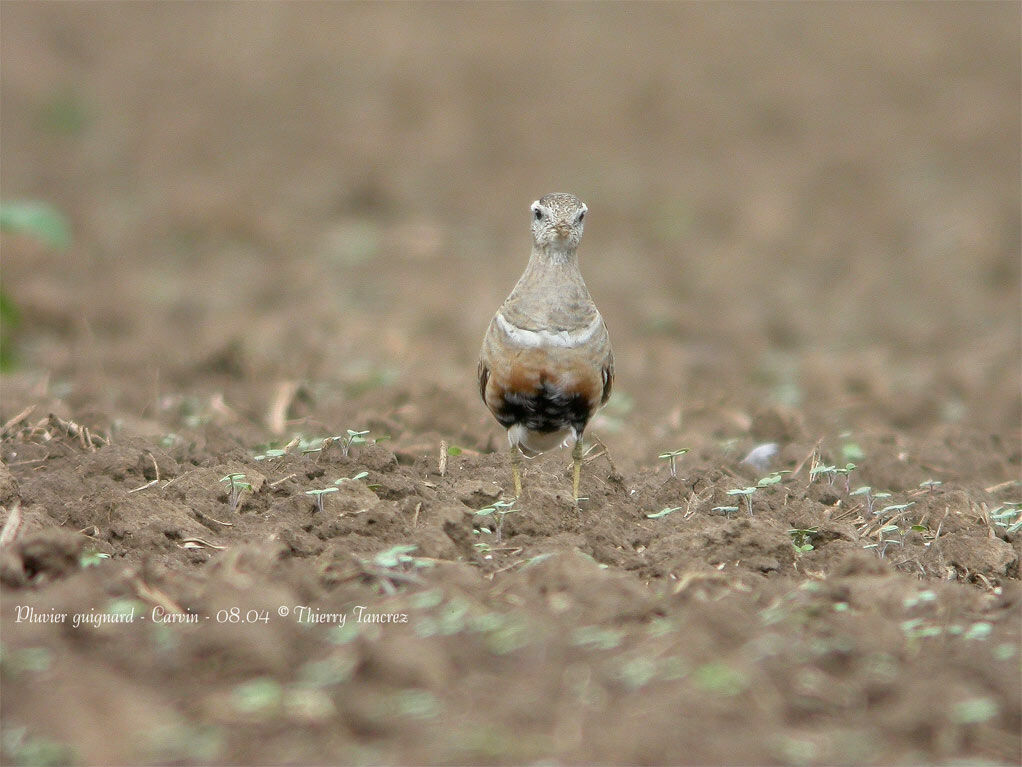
[1,4,1020,766]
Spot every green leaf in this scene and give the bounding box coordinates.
[374,544,418,568]
[963,622,993,641]
[951,697,998,724]
[879,502,915,515]
[646,506,683,519]
[727,487,756,496]
[841,442,865,462]
[658,449,689,459]
[231,677,283,714]
[0,201,71,250]
[692,661,747,696]
[306,487,338,496]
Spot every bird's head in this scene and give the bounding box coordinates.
[530,193,587,253]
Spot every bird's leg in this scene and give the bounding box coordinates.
[510,442,523,498]
[572,438,583,504]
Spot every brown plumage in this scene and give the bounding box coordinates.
[478,192,613,502]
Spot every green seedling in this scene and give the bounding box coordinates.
[0,200,71,250]
[788,527,817,554]
[757,470,789,488]
[877,524,905,557]
[220,473,252,511]
[1,726,76,767]
[841,439,865,463]
[335,429,370,457]
[919,479,942,493]
[834,463,856,493]
[80,551,110,568]
[951,697,999,725]
[365,544,433,594]
[373,544,422,568]
[990,503,1022,534]
[334,471,369,484]
[712,505,740,515]
[878,502,915,517]
[475,500,518,542]
[727,487,757,516]
[809,463,837,485]
[305,486,338,513]
[254,448,287,461]
[646,506,683,519]
[658,448,689,478]
[850,486,875,513]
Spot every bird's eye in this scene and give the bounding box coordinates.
[533,208,543,221]
[577,211,585,222]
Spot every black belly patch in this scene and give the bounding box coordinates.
[496,381,591,434]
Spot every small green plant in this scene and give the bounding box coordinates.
[864,522,906,558]
[878,501,915,517]
[220,473,252,511]
[990,503,1022,534]
[0,200,71,249]
[919,479,942,493]
[334,471,369,484]
[80,550,110,568]
[475,500,518,541]
[841,438,865,463]
[757,470,789,487]
[809,463,837,484]
[336,429,370,457]
[951,697,999,725]
[727,487,757,516]
[0,291,19,372]
[646,506,683,519]
[473,540,492,556]
[712,505,740,515]
[834,463,856,493]
[788,527,817,554]
[305,486,338,513]
[1,726,75,766]
[850,486,875,513]
[692,661,747,696]
[373,544,420,568]
[1,200,71,371]
[254,448,287,461]
[364,544,434,593]
[231,677,283,715]
[658,448,689,478]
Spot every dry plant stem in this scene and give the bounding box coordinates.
[0,405,36,437]
[0,502,24,547]
[791,439,823,479]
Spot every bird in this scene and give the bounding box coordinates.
[478,192,613,503]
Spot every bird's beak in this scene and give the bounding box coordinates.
[553,223,572,240]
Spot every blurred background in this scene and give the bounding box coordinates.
[2,2,1019,464]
